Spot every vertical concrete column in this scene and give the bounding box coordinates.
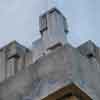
[39,8,68,51]
[6,57,17,78]
[0,50,6,82]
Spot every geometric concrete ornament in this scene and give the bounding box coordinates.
[42,83,92,100]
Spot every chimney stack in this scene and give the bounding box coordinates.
[39,8,68,50]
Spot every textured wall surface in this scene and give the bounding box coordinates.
[32,8,68,63]
[39,8,67,50]
[0,41,32,83]
[32,38,44,63]
[0,43,100,100]
[0,50,6,82]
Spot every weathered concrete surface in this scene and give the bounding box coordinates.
[39,8,68,49]
[0,41,32,83]
[32,8,68,63]
[77,40,97,57]
[32,38,44,63]
[0,44,100,100]
[77,40,100,64]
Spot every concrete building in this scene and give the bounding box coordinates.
[39,8,68,48]
[78,40,100,63]
[0,8,100,100]
[0,41,32,82]
[33,8,68,62]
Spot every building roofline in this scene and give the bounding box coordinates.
[77,40,97,49]
[39,7,66,19]
[0,40,30,52]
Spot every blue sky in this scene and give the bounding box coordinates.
[0,0,99,48]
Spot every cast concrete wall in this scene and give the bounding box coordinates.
[39,8,68,50]
[0,44,100,100]
[0,41,32,83]
[0,49,6,82]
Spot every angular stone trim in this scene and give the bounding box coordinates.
[42,83,92,100]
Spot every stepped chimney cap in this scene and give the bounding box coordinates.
[40,7,66,19]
